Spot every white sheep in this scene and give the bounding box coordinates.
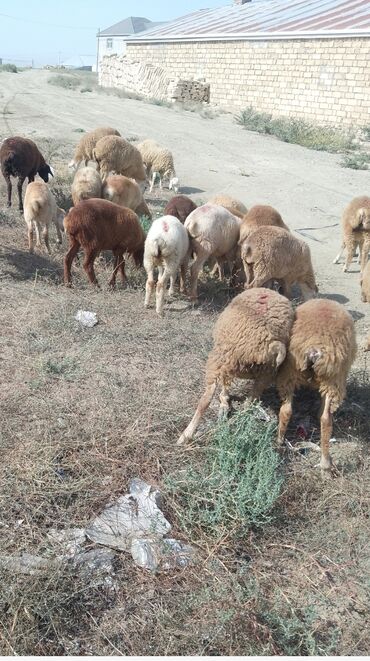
[71,166,102,206]
[184,204,241,299]
[144,215,190,315]
[24,181,65,253]
[137,139,179,193]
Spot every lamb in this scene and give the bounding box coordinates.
[241,226,317,300]
[1,136,54,211]
[102,174,151,219]
[137,139,179,193]
[24,181,65,253]
[63,198,145,288]
[276,299,356,474]
[71,166,102,206]
[361,260,370,302]
[184,204,242,299]
[164,195,196,224]
[144,215,190,315]
[208,194,248,219]
[92,135,147,188]
[177,288,294,445]
[333,196,370,273]
[239,204,289,244]
[68,127,120,169]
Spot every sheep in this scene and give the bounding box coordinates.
[92,135,147,188]
[0,136,53,211]
[23,181,65,254]
[239,204,289,244]
[333,196,370,273]
[68,127,120,169]
[177,288,294,445]
[184,204,242,299]
[102,174,151,219]
[164,195,196,224]
[276,299,356,474]
[63,198,145,288]
[208,194,247,219]
[137,139,179,193]
[365,334,370,352]
[144,215,190,315]
[71,166,102,206]
[361,260,370,302]
[241,226,317,300]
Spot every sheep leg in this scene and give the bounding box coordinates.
[4,173,12,207]
[277,395,293,446]
[218,381,231,421]
[42,225,51,255]
[149,171,157,193]
[83,248,99,286]
[360,239,369,274]
[180,256,189,294]
[64,238,80,286]
[27,222,34,253]
[177,382,217,445]
[189,249,208,300]
[333,243,345,264]
[300,282,317,301]
[118,252,126,285]
[17,177,25,212]
[145,267,156,307]
[343,237,356,272]
[156,267,172,315]
[168,274,176,297]
[319,394,335,475]
[55,223,63,245]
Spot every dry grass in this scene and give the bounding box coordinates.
[0,137,370,654]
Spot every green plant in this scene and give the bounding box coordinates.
[0,63,18,73]
[48,75,80,90]
[166,405,284,541]
[80,87,92,93]
[341,151,370,170]
[139,215,152,234]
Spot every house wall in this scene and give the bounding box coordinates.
[97,36,128,71]
[125,38,370,126]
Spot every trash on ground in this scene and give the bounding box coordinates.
[47,527,86,557]
[0,553,58,574]
[131,537,196,571]
[75,310,98,327]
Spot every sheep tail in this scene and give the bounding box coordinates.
[303,348,323,371]
[152,238,161,258]
[269,341,287,369]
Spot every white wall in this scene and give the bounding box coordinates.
[97,35,128,71]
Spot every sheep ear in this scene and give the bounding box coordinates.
[49,165,55,177]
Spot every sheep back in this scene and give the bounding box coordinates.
[208,194,248,219]
[164,195,197,223]
[72,127,120,165]
[93,136,146,183]
[144,215,189,264]
[24,181,57,224]
[71,166,102,205]
[239,205,289,243]
[242,226,313,281]
[0,137,48,179]
[185,204,241,257]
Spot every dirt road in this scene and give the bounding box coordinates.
[0,68,369,342]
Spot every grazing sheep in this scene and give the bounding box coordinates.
[68,127,120,169]
[1,137,53,211]
[208,194,247,219]
[102,174,151,219]
[71,166,102,206]
[333,196,370,273]
[144,215,190,315]
[239,204,289,244]
[24,181,65,253]
[177,288,294,445]
[164,195,196,224]
[241,226,317,300]
[137,139,179,193]
[93,135,147,188]
[63,198,145,288]
[277,299,356,474]
[185,204,241,299]
[361,260,370,302]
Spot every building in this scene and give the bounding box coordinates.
[96,17,163,71]
[118,0,370,127]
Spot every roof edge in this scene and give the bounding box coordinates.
[127,30,370,43]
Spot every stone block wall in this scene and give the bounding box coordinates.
[99,55,210,103]
[125,38,370,126]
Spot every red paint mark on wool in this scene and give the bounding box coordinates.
[256,292,269,315]
[162,220,169,232]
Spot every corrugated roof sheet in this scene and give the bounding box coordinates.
[128,0,370,41]
[99,17,163,37]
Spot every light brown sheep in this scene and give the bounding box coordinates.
[102,175,151,219]
[63,198,145,288]
[361,260,370,302]
[364,334,370,352]
[71,166,102,206]
[276,299,356,474]
[177,288,294,445]
[239,204,289,244]
[208,194,248,219]
[68,127,120,169]
[333,196,370,273]
[137,139,179,192]
[23,181,65,253]
[92,136,147,187]
[241,226,317,300]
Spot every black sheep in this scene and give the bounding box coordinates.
[0,136,53,211]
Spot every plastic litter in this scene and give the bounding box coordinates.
[75,310,98,327]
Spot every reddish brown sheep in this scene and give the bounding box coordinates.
[163,195,197,224]
[63,198,145,288]
[0,137,53,211]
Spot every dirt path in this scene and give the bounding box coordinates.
[0,68,369,345]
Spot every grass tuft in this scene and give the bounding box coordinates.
[340,151,370,170]
[48,75,80,90]
[0,63,18,73]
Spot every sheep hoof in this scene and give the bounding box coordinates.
[218,407,229,422]
[320,455,338,478]
[342,266,348,273]
[177,433,189,446]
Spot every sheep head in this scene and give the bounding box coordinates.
[38,163,54,182]
[169,177,179,193]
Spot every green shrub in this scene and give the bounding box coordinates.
[0,63,18,73]
[139,215,152,234]
[48,75,80,90]
[166,405,284,541]
[341,151,370,170]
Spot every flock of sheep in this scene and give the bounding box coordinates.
[1,124,369,477]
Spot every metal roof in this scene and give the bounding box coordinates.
[127,0,370,42]
[99,17,163,37]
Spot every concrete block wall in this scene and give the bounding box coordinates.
[125,38,370,126]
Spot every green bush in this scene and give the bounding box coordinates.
[166,405,284,541]
[341,151,370,170]
[48,75,80,90]
[139,215,152,234]
[0,63,18,73]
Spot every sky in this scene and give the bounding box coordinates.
[0,0,228,67]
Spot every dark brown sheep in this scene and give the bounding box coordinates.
[163,195,197,224]
[63,198,145,288]
[0,137,53,211]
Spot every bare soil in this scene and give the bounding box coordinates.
[0,69,369,655]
